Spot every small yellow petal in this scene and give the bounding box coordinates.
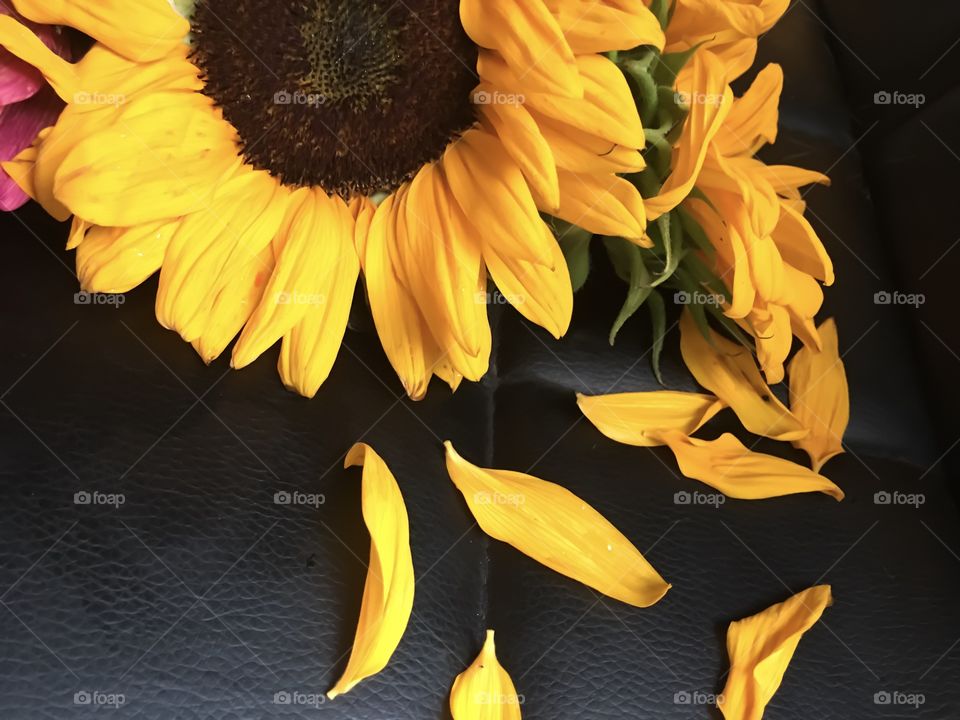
[679,311,807,441]
[450,630,522,720]
[577,391,725,447]
[788,318,849,472]
[444,442,670,607]
[655,431,844,501]
[718,585,833,720]
[328,443,415,699]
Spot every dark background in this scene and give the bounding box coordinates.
[1,1,959,718]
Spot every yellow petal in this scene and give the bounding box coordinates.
[679,311,806,440]
[545,0,665,54]
[750,164,830,199]
[77,219,179,294]
[444,442,670,607]
[744,303,792,385]
[54,92,238,227]
[532,110,646,175]
[0,14,77,100]
[277,226,360,398]
[714,63,783,156]
[577,391,725,447]
[656,431,844,500]
[461,0,582,97]
[232,188,354,369]
[328,443,415,699]
[718,585,833,720]
[772,201,834,286]
[14,0,190,62]
[156,166,288,343]
[553,168,648,243]
[1,127,46,208]
[482,222,573,339]
[788,318,848,472]
[449,630,522,720]
[646,50,733,219]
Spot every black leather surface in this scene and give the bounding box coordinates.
[2,2,960,719]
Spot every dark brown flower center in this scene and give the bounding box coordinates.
[190,0,478,196]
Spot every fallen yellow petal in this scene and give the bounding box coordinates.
[444,442,670,607]
[788,318,849,472]
[577,391,725,447]
[719,585,833,720]
[449,630,522,720]
[327,443,415,699]
[655,430,844,500]
[679,311,806,441]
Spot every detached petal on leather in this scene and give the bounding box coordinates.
[655,431,844,501]
[679,311,807,441]
[718,585,833,720]
[444,442,670,607]
[328,443,415,700]
[788,318,849,472]
[577,391,725,447]
[449,630,522,720]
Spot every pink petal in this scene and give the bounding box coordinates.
[0,85,63,211]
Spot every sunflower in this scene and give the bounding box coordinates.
[0,0,666,398]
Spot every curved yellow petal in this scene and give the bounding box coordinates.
[13,0,189,62]
[718,585,833,720]
[0,14,77,100]
[679,311,806,440]
[744,302,792,384]
[545,0,665,54]
[553,168,648,243]
[449,630,522,720]
[328,443,415,700]
[656,431,844,501]
[232,188,354,369]
[461,0,581,98]
[277,221,360,397]
[77,219,179,294]
[1,127,46,209]
[444,442,670,607]
[772,201,834,286]
[156,166,288,343]
[788,318,848,472]
[533,110,645,176]
[646,50,733,220]
[482,222,573,339]
[578,391,725,447]
[714,63,783,156]
[750,165,830,199]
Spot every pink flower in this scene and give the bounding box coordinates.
[0,3,70,211]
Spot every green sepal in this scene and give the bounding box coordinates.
[556,225,593,292]
[653,43,703,89]
[603,236,653,344]
[648,0,671,29]
[677,207,715,258]
[647,212,685,288]
[647,290,667,385]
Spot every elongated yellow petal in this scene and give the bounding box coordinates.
[553,168,648,243]
[749,164,829,199]
[772,201,834,286]
[714,63,783,156]
[655,431,844,500]
[13,0,189,62]
[646,50,733,219]
[679,311,806,441]
[232,188,354,369]
[450,630,522,720]
[444,442,670,607]
[77,219,179,294]
[577,391,725,447]
[461,0,581,98]
[0,14,77,100]
[788,319,848,472]
[532,110,645,175]
[328,443,415,700]
[545,0,665,54]
[718,585,833,720]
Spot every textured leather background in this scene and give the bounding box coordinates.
[2,2,960,718]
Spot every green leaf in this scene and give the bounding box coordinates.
[556,223,593,292]
[603,237,652,344]
[647,291,667,385]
